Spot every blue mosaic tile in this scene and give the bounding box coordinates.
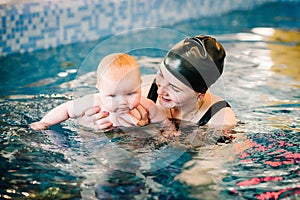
[20,42,37,50]
[3,46,11,53]
[29,35,44,42]
[0,0,299,56]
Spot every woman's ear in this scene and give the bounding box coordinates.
[197,93,206,101]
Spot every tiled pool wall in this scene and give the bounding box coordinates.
[0,0,297,56]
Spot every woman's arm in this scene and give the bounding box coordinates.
[140,96,166,123]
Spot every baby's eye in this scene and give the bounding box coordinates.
[127,92,134,96]
[108,94,116,98]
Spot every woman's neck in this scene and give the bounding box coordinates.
[169,92,210,123]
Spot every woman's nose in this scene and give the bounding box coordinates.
[157,84,168,96]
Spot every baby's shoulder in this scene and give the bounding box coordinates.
[76,93,101,106]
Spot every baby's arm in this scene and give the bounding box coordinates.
[29,101,73,130]
[30,93,98,130]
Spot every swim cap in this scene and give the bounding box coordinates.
[163,35,226,93]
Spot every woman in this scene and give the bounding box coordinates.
[78,35,237,130]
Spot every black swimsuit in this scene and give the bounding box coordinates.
[147,80,231,126]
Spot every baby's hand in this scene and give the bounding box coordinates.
[30,121,51,130]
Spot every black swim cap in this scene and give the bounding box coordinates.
[163,35,226,93]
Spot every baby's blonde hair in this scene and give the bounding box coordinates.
[97,53,141,85]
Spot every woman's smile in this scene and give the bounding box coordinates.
[159,95,171,102]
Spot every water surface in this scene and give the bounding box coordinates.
[0,2,299,199]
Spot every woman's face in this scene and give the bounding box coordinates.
[155,63,198,109]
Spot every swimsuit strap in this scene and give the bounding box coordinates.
[197,100,231,126]
[147,79,158,102]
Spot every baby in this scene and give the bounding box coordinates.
[30,53,167,130]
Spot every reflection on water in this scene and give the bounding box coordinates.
[222,130,299,199]
[1,2,300,199]
[217,25,300,199]
[268,30,300,81]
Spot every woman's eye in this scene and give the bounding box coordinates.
[158,70,163,78]
[171,86,181,92]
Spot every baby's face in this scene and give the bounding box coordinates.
[97,76,141,114]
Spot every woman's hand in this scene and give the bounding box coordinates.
[117,104,150,127]
[78,104,149,130]
[77,106,113,130]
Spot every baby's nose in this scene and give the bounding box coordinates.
[118,96,128,104]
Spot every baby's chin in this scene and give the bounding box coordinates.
[115,108,131,114]
[102,107,128,114]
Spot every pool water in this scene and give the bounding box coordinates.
[1,2,299,199]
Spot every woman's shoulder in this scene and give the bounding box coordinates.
[208,106,237,129]
[206,92,231,107]
[203,91,237,129]
[208,92,223,102]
